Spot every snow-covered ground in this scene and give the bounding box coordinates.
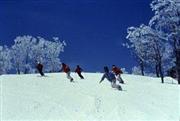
[0,73,179,121]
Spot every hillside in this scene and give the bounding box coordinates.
[0,73,179,120]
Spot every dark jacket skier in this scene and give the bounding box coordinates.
[75,65,84,79]
[99,66,122,90]
[36,62,44,76]
[112,65,124,84]
[60,63,74,82]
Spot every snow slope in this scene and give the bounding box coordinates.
[0,73,180,121]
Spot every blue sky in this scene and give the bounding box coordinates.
[0,0,153,72]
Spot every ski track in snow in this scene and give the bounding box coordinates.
[0,73,180,120]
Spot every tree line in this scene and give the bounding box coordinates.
[125,0,180,84]
[0,35,66,74]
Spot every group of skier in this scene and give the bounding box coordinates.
[36,62,124,91]
[60,63,84,82]
[36,62,84,82]
[100,65,124,90]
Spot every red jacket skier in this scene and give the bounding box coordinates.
[112,65,124,84]
[112,65,123,75]
[61,63,70,73]
[75,65,84,79]
[60,63,74,82]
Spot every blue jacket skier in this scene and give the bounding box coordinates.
[99,66,122,90]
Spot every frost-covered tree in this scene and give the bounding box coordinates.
[137,25,167,83]
[149,0,180,84]
[0,46,12,74]
[30,37,46,69]
[132,66,156,77]
[126,25,149,76]
[33,37,66,72]
[11,35,66,74]
[11,36,36,74]
[121,68,128,74]
[126,0,179,84]
[126,24,171,83]
[132,66,142,75]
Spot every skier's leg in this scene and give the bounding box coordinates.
[111,79,122,90]
[40,70,44,76]
[66,73,69,79]
[38,69,44,76]
[80,74,84,79]
[119,76,124,84]
[117,74,124,84]
[67,72,74,82]
[66,72,71,79]
[40,71,44,76]
[78,73,84,79]
[111,80,117,88]
[118,85,122,90]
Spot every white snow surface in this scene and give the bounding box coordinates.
[0,73,180,121]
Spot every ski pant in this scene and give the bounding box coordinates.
[111,79,122,90]
[38,69,44,76]
[77,72,84,79]
[116,74,124,84]
[66,72,73,81]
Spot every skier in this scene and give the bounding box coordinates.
[60,63,74,82]
[75,65,84,79]
[112,65,124,84]
[99,66,122,91]
[36,62,44,76]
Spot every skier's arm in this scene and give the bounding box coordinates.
[99,74,105,83]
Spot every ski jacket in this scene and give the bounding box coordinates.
[62,64,70,73]
[75,67,83,73]
[100,72,116,83]
[112,67,123,75]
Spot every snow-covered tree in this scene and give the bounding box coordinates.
[11,35,36,74]
[150,0,180,84]
[11,35,66,74]
[126,0,179,84]
[132,66,142,75]
[137,25,166,83]
[0,46,12,74]
[126,24,171,83]
[121,68,128,74]
[33,37,66,72]
[126,25,149,76]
